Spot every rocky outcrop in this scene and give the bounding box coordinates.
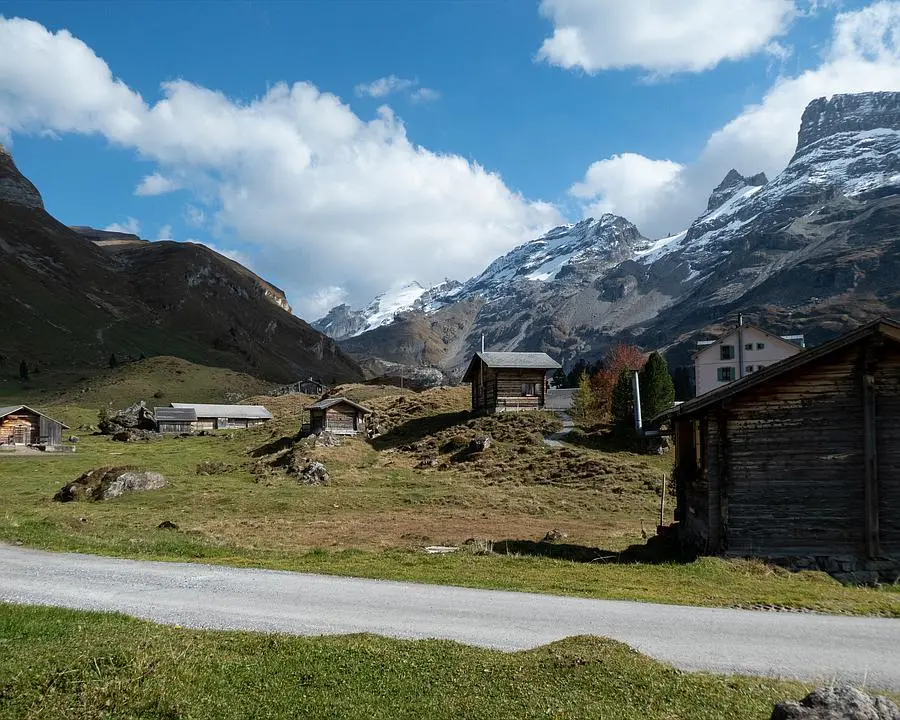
[771,685,900,720]
[796,92,900,153]
[0,145,43,209]
[98,402,157,435]
[297,460,329,485]
[53,467,168,502]
[706,169,768,212]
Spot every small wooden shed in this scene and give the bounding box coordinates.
[462,351,561,413]
[154,407,197,434]
[0,405,68,447]
[658,318,900,581]
[307,397,371,435]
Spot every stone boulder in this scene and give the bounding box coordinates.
[54,467,168,502]
[99,401,157,435]
[469,435,492,452]
[771,685,900,720]
[298,461,329,485]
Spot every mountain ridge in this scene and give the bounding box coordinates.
[319,92,900,381]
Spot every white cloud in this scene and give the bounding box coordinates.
[354,75,417,98]
[104,217,141,235]
[569,153,684,223]
[184,204,206,227]
[570,1,900,237]
[410,87,441,103]
[0,18,559,318]
[537,0,797,74]
[135,172,179,196]
[156,224,173,241]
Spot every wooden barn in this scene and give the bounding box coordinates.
[0,405,67,448]
[169,403,272,430]
[462,351,561,413]
[154,407,197,434]
[658,318,900,581]
[307,397,371,435]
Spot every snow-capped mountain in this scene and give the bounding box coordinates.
[319,92,900,377]
[313,279,461,341]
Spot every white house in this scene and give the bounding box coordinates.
[694,322,805,397]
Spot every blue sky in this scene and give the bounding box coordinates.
[1,1,898,318]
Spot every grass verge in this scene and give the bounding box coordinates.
[0,603,810,720]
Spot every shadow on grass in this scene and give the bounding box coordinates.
[370,411,472,451]
[490,531,694,565]
[249,434,299,458]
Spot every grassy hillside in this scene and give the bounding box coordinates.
[1,384,898,616]
[0,356,273,409]
[0,604,814,720]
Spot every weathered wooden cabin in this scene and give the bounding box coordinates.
[154,407,197,434]
[462,352,561,413]
[0,405,67,448]
[169,403,272,430]
[307,397,371,435]
[659,318,900,581]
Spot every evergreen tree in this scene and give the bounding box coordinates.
[109,353,118,369]
[639,351,676,420]
[551,368,566,389]
[18,360,28,381]
[610,369,636,434]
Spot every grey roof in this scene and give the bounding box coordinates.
[154,407,197,422]
[307,397,372,413]
[170,403,272,420]
[462,351,560,382]
[0,404,69,428]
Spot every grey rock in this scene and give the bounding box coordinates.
[469,435,492,452]
[101,471,167,500]
[298,461,329,485]
[771,685,900,720]
[0,145,44,209]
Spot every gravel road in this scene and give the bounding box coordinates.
[2,544,898,690]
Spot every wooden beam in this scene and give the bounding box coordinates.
[862,371,881,558]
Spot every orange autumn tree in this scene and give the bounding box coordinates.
[590,343,646,422]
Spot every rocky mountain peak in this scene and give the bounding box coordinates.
[796,92,900,153]
[706,169,768,212]
[0,145,44,210]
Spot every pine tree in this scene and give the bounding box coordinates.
[639,351,676,420]
[18,360,28,381]
[610,369,636,434]
[109,353,118,369]
[551,368,566,389]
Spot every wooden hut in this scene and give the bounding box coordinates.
[169,403,272,430]
[657,318,900,581]
[0,405,67,448]
[462,352,561,413]
[154,407,197,434]
[307,397,371,435]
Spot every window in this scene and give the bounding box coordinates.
[746,365,755,373]
[756,342,765,350]
[744,343,753,351]
[757,364,766,370]
[720,345,735,360]
[717,367,735,382]
[521,382,538,396]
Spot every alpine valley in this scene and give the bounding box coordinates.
[314,92,900,379]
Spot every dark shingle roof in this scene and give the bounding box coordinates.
[154,407,197,422]
[462,351,560,382]
[307,397,372,413]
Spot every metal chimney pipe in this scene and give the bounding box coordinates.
[481,334,485,353]
[632,370,643,434]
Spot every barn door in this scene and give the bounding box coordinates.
[13,425,30,444]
